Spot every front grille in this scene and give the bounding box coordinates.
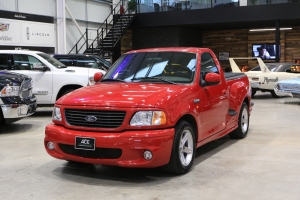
[65,109,126,128]
[20,80,32,99]
[59,144,122,159]
[21,90,31,99]
[22,80,32,89]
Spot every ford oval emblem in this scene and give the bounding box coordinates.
[85,115,97,122]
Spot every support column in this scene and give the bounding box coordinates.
[56,0,66,53]
[275,20,280,62]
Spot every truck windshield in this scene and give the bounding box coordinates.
[103,52,196,84]
[37,53,67,68]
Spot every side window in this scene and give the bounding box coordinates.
[76,57,95,68]
[200,53,219,86]
[56,57,72,66]
[13,54,43,70]
[0,54,9,70]
[28,56,44,69]
[200,53,219,74]
[13,54,30,70]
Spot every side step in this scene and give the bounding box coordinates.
[228,110,237,116]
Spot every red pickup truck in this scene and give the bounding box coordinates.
[45,47,253,174]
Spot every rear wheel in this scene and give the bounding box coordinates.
[229,102,249,139]
[163,120,195,174]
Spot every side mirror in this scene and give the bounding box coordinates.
[204,72,221,86]
[32,63,47,71]
[94,72,103,83]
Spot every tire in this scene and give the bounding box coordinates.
[0,109,5,125]
[270,90,280,98]
[229,102,249,139]
[251,88,257,97]
[163,120,195,175]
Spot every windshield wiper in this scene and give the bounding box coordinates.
[101,78,126,82]
[131,77,175,84]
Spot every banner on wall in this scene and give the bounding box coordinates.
[0,18,54,46]
[0,11,55,53]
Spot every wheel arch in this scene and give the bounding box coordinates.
[56,84,83,100]
[0,107,5,125]
[175,114,198,143]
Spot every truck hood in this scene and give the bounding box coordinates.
[57,83,185,108]
[0,71,29,88]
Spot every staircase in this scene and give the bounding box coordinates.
[69,1,136,58]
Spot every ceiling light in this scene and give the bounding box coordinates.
[249,28,292,32]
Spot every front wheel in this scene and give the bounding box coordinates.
[162,120,195,174]
[229,102,249,139]
[270,90,280,98]
[251,88,257,97]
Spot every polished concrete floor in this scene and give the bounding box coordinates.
[1,91,300,200]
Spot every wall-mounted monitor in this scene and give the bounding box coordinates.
[252,43,279,60]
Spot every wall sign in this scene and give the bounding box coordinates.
[0,10,55,53]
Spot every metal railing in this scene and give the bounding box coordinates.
[69,0,136,54]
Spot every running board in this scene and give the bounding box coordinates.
[228,110,237,116]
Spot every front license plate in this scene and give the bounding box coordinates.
[292,93,300,98]
[75,137,95,150]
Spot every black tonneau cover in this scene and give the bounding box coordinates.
[224,72,246,80]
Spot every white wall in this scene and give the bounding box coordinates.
[0,0,112,53]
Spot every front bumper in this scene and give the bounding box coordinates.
[45,124,175,168]
[0,96,37,124]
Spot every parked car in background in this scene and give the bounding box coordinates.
[51,54,111,72]
[0,71,36,124]
[274,65,300,98]
[0,50,107,106]
[230,57,300,97]
[274,78,300,98]
[45,47,253,175]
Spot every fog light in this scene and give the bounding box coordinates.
[47,141,55,150]
[143,150,153,160]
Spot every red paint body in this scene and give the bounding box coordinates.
[44,47,252,168]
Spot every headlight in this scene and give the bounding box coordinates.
[53,106,62,121]
[0,86,20,97]
[130,111,166,126]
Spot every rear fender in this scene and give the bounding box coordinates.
[229,81,249,112]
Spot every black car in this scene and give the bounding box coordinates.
[51,54,111,71]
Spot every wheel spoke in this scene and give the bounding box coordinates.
[182,146,192,154]
[242,117,248,124]
[180,132,189,146]
[179,129,194,167]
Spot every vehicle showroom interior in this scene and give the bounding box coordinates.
[1,0,300,199]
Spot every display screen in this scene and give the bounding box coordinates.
[252,44,279,60]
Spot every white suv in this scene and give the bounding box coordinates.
[0,50,106,106]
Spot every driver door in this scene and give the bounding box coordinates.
[198,52,228,140]
[12,54,53,104]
